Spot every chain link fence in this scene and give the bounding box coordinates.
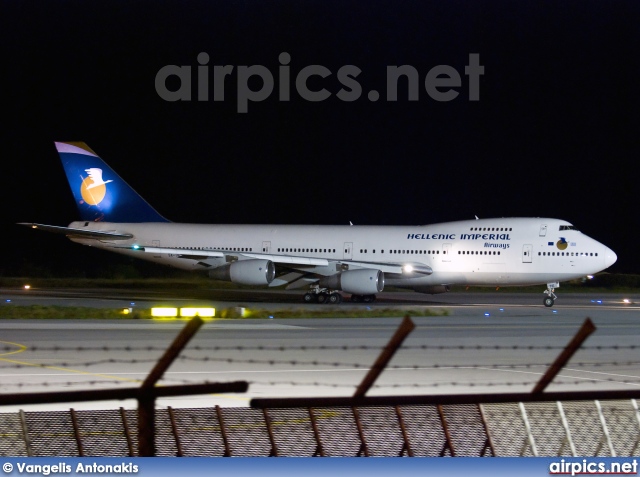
[1,400,639,457]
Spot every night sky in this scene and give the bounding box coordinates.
[2,1,638,277]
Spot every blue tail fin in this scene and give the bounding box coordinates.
[55,142,169,223]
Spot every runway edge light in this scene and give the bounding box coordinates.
[151,307,178,317]
[180,307,215,318]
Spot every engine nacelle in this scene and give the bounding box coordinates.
[319,269,384,295]
[412,285,451,295]
[208,259,275,286]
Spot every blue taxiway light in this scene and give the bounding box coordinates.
[553,310,558,314]
[499,308,504,312]
[484,313,490,316]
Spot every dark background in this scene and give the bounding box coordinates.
[1,1,638,277]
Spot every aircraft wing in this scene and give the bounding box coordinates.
[18,223,134,240]
[118,246,327,265]
[117,246,430,285]
[125,246,432,275]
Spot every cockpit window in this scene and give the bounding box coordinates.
[559,225,579,231]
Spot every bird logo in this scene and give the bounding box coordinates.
[80,168,113,205]
[556,237,568,250]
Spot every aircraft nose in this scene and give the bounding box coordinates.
[604,247,617,268]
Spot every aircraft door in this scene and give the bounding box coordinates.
[262,241,271,253]
[539,225,547,237]
[442,243,452,262]
[522,244,533,263]
[343,242,353,260]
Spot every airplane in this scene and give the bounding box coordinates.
[20,141,617,307]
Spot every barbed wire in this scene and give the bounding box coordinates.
[2,375,640,391]
[2,355,640,372]
[0,380,139,389]
[3,344,640,353]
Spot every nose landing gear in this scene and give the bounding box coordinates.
[543,282,559,307]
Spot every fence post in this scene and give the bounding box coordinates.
[395,406,414,457]
[594,400,616,457]
[120,407,135,457]
[167,406,183,457]
[532,318,596,393]
[477,404,496,457]
[437,405,456,457]
[18,410,32,457]
[556,401,577,456]
[138,317,204,456]
[352,407,370,457]
[215,405,231,457]
[353,316,415,398]
[518,402,538,456]
[308,408,325,457]
[631,399,640,456]
[69,408,84,457]
[262,408,279,457]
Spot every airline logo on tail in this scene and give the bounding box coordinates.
[80,168,113,206]
[55,141,169,223]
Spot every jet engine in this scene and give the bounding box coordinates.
[319,269,384,295]
[208,259,275,286]
[412,285,451,295]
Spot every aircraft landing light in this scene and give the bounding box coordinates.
[23,285,31,290]
[623,299,631,304]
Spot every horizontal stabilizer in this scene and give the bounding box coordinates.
[18,223,133,240]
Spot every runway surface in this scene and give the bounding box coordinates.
[0,287,639,412]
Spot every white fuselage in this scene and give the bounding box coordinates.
[68,217,617,289]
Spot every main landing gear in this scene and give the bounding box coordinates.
[303,285,343,304]
[302,286,378,304]
[543,282,559,307]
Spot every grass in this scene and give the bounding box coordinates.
[0,305,448,320]
[2,273,639,293]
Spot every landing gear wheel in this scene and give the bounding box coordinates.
[543,282,559,308]
[317,293,328,304]
[328,293,342,304]
[350,294,363,303]
[303,292,317,303]
[362,294,376,303]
